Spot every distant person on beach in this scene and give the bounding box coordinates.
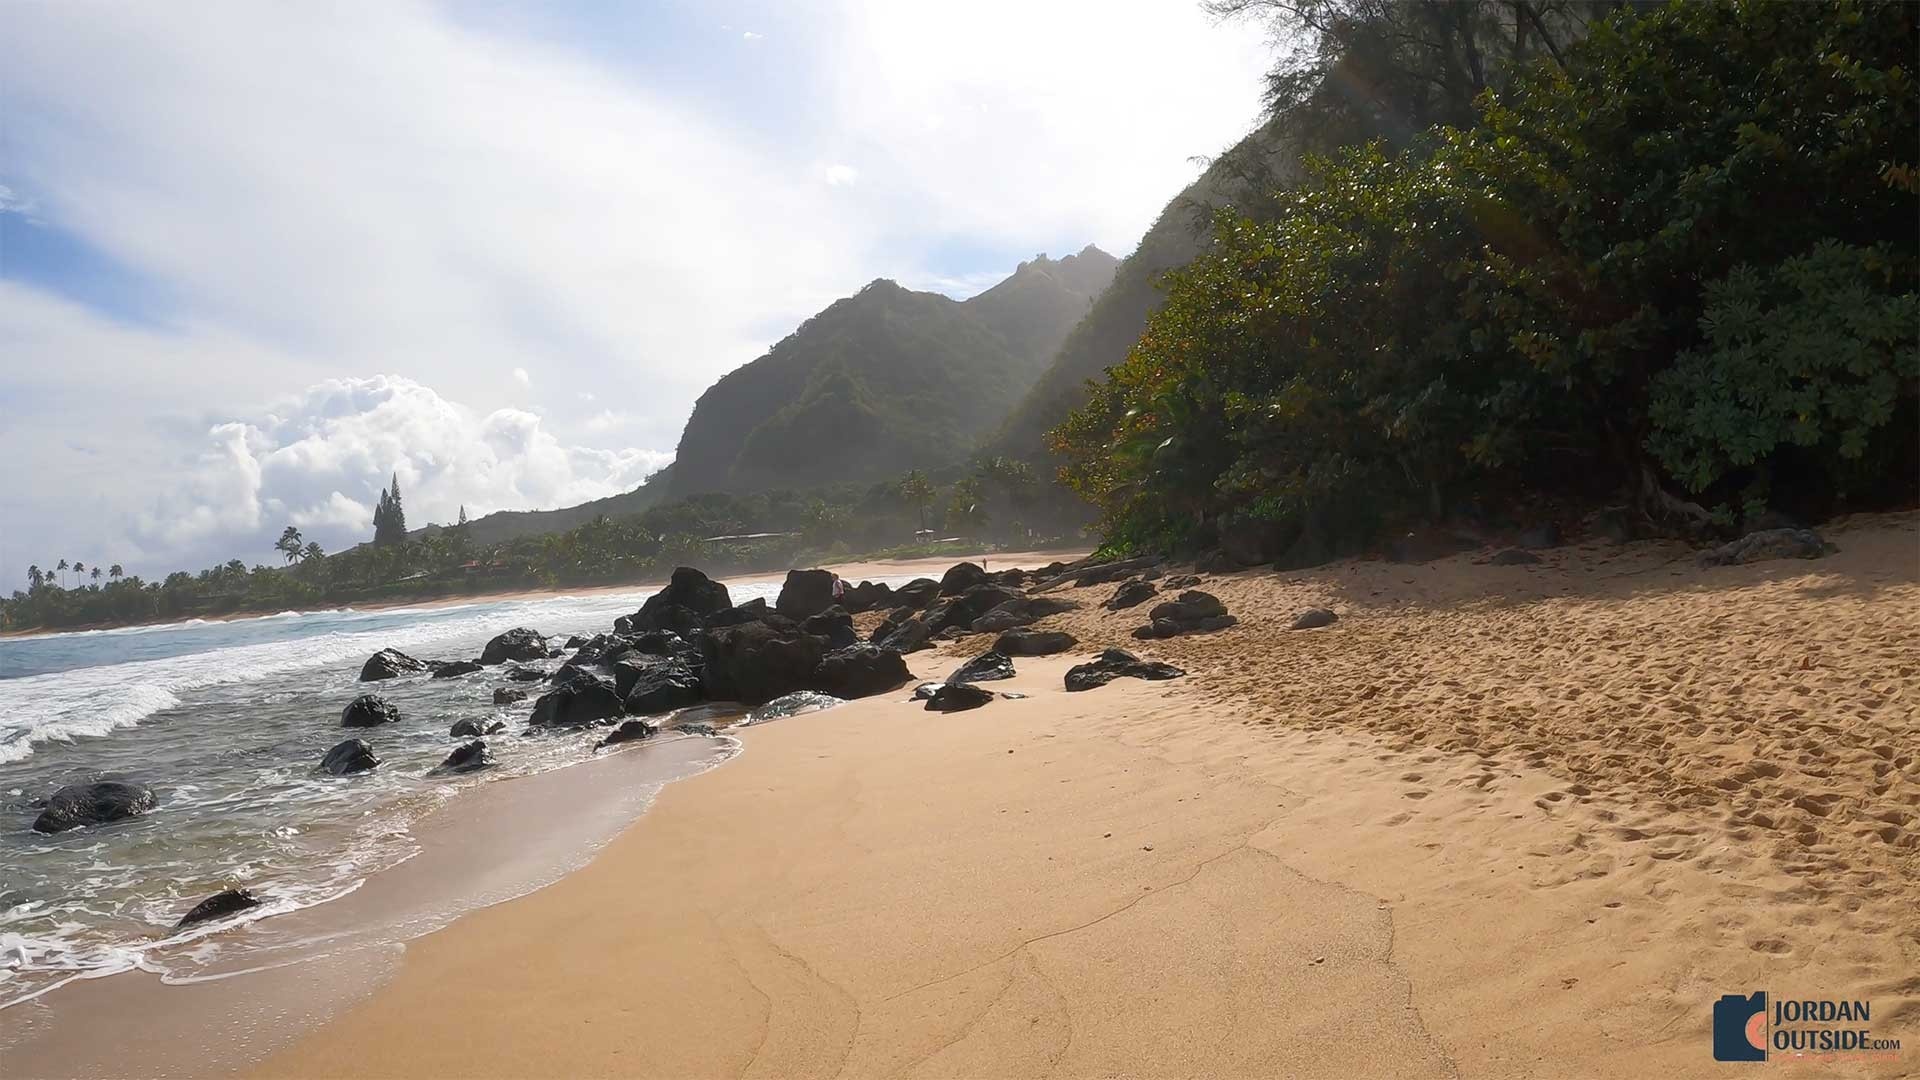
[831,574,844,603]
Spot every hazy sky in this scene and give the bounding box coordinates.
[0,1,1271,585]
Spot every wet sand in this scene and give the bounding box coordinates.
[243,514,1917,1078]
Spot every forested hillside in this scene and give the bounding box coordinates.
[667,247,1116,497]
[1055,0,1918,561]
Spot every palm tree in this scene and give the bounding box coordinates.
[27,565,41,590]
[109,564,124,582]
[56,559,68,587]
[72,561,85,583]
[900,470,935,535]
[302,541,325,562]
[91,566,103,586]
[276,525,304,564]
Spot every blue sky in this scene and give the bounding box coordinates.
[0,1,1271,585]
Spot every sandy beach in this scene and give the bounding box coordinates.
[235,515,1918,1078]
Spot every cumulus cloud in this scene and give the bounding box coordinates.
[129,375,671,564]
[0,1,1270,586]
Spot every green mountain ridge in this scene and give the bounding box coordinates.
[666,245,1118,497]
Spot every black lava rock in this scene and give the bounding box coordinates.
[431,660,485,679]
[450,718,506,738]
[176,888,261,930]
[340,694,401,727]
[359,648,428,681]
[320,738,380,775]
[948,651,1015,684]
[812,644,910,699]
[1288,608,1338,630]
[480,628,550,665]
[529,678,625,727]
[924,683,995,713]
[993,628,1077,656]
[595,719,660,750]
[31,781,159,833]
[1104,580,1158,611]
[493,687,528,705]
[437,740,495,772]
[1064,648,1185,693]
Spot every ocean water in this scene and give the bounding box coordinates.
[0,576,825,1010]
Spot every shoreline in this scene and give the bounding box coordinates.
[5,525,1915,1077]
[0,546,1091,640]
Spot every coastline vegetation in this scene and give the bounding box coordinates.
[1054,0,1918,557]
[0,459,1071,632]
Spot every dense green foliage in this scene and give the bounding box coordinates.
[371,473,408,546]
[669,248,1116,497]
[1054,0,1918,554]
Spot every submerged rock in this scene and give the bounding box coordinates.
[492,687,528,705]
[431,659,485,679]
[480,628,550,665]
[948,651,1015,684]
[359,648,428,682]
[437,740,494,772]
[504,665,547,682]
[924,683,995,713]
[449,718,506,738]
[340,694,401,728]
[747,691,843,723]
[319,738,380,775]
[32,781,159,833]
[176,888,261,930]
[595,719,660,750]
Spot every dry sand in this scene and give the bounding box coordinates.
[229,514,1912,1078]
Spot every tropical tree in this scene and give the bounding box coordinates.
[56,558,69,587]
[27,565,41,590]
[302,541,325,562]
[899,470,935,534]
[109,564,123,581]
[91,566,102,585]
[276,525,305,564]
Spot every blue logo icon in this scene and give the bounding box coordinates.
[1714,992,1768,1062]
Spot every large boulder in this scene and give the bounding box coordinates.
[1105,579,1158,611]
[1698,528,1835,567]
[877,615,933,654]
[359,648,428,681]
[994,628,1078,656]
[631,568,733,635]
[480,628,550,666]
[437,741,495,772]
[1064,648,1185,693]
[802,606,858,648]
[892,578,942,609]
[948,651,1015,684]
[928,584,1022,634]
[970,595,1079,633]
[776,569,839,619]
[340,694,401,728]
[938,562,990,596]
[699,621,830,706]
[704,598,772,629]
[840,580,894,615]
[431,660,485,679]
[320,738,380,775]
[812,644,911,699]
[32,781,159,833]
[529,678,625,727]
[176,888,261,930]
[1148,591,1227,623]
[624,661,705,715]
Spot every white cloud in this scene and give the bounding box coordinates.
[0,1,1270,586]
[126,375,671,566]
[742,30,764,42]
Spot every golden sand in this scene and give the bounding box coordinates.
[246,516,1916,1078]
